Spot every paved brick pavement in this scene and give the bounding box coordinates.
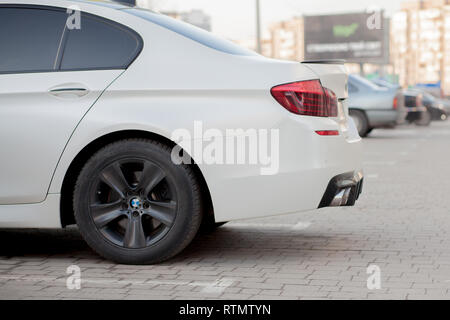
[1,122,450,299]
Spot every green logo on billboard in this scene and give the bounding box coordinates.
[333,23,359,37]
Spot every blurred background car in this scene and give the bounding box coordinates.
[373,79,433,126]
[348,74,406,137]
[438,99,450,116]
[407,89,447,126]
[413,83,444,100]
[373,79,448,126]
[403,90,429,125]
[372,78,401,90]
[413,85,450,117]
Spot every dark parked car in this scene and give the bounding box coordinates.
[403,90,429,125]
[438,99,450,115]
[406,89,447,126]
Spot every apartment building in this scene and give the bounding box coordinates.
[391,0,450,95]
[268,18,304,61]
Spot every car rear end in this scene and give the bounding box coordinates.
[104,8,364,221]
[272,61,364,209]
[404,90,427,122]
[371,79,407,125]
[393,89,407,124]
[349,75,404,130]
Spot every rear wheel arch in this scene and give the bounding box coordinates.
[60,130,214,228]
[349,108,368,118]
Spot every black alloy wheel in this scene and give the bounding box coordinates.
[73,139,202,264]
[88,158,177,249]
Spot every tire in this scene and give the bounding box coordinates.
[415,110,432,126]
[73,139,202,264]
[349,109,370,137]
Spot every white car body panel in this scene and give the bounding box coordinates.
[0,194,61,228]
[0,0,363,228]
[0,70,123,204]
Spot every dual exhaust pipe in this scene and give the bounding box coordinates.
[319,171,364,208]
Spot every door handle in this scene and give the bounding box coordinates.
[48,84,90,98]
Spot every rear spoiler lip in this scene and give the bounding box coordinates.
[301,60,346,65]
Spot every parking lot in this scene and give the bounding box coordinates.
[1,121,450,300]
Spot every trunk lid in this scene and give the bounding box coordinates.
[301,60,351,136]
[301,60,348,100]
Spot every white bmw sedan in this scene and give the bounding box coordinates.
[0,0,363,264]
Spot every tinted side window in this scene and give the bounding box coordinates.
[124,9,258,56]
[60,13,142,71]
[0,7,66,73]
[404,95,417,108]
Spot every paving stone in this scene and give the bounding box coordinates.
[2,123,450,299]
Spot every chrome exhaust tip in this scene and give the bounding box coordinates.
[342,187,351,204]
[330,189,345,206]
[318,171,364,209]
[329,187,352,207]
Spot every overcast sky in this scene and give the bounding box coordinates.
[140,0,404,40]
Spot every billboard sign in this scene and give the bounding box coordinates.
[304,12,388,63]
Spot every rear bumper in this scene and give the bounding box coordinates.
[406,107,427,122]
[319,170,364,208]
[210,112,364,222]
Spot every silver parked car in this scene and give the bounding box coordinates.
[348,75,406,137]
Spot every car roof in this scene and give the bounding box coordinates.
[403,90,420,96]
[66,0,131,9]
[407,89,434,99]
[1,0,131,9]
[1,0,258,57]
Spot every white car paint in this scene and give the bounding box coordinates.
[0,70,124,204]
[0,0,362,228]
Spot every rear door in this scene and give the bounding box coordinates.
[0,6,142,204]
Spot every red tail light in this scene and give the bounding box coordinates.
[393,96,398,110]
[315,130,339,136]
[271,80,338,117]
